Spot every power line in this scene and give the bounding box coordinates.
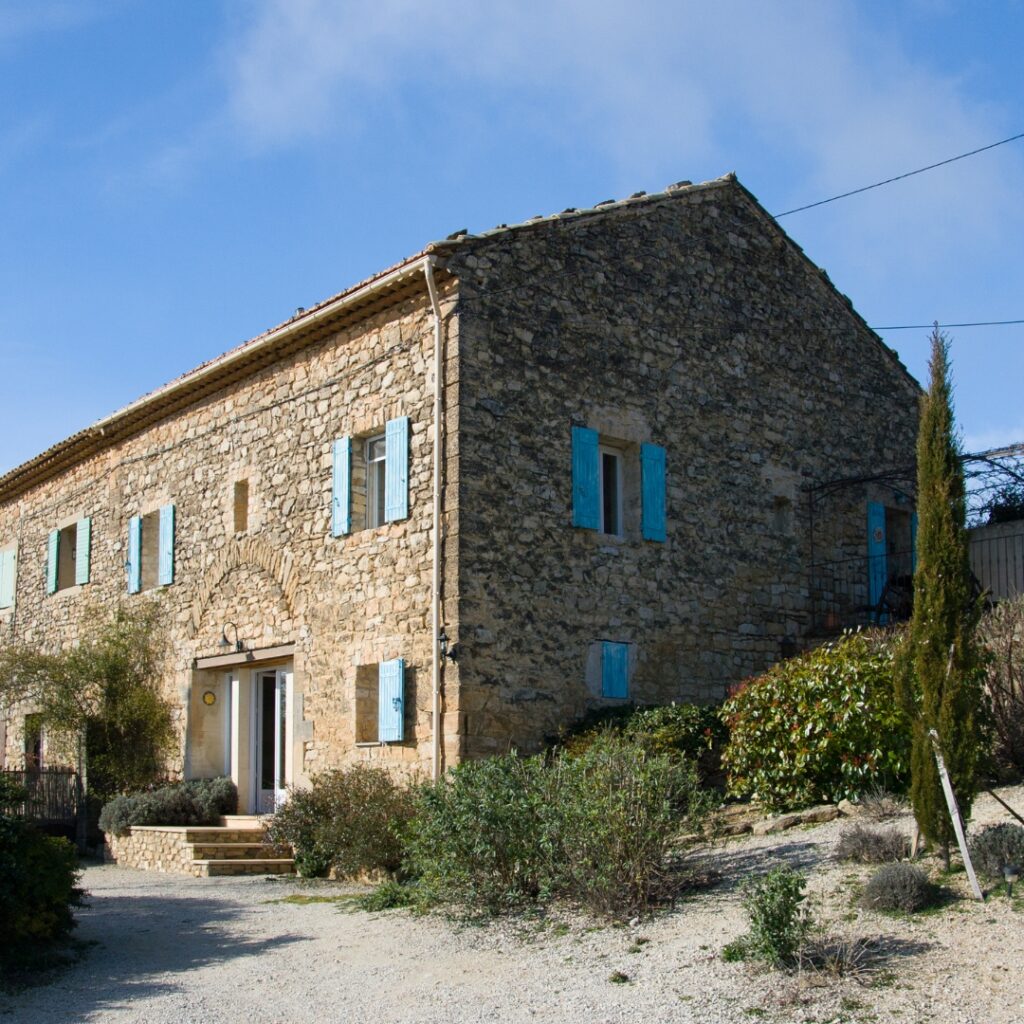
[774,130,1024,218]
[871,318,1024,331]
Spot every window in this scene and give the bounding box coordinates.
[46,518,91,594]
[24,714,44,770]
[0,546,16,609]
[233,479,250,533]
[127,504,175,593]
[332,417,411,536]
[354,658,406,744]
[366,434,387,528]
[572,427,666,541]
[600,447,623,536]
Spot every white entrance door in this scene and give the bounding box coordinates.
[253,669,291,814]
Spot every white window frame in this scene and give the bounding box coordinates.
[366,433,387,529]
[599,445,624,537]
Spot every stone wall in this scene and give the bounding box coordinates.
[1,174,921,778]
[0,282,462,782]
[104,827,197,875]
[441,177,920,755]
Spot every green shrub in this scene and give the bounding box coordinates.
[407,734,711,918]
[722,630,910,811]
[728,867,811,967]
[557,702,727,781]
[861,863,935,912]
[407,752,551,911]
[184,777,238,820]
[547,733,712,917]
[0,779,83,966]
[356,879,420,912]
[968,823,1024,880]
[98,777,237,836]
[267,765,415,879]
[835,824,909,864]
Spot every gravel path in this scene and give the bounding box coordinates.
[4,786,1024,1024]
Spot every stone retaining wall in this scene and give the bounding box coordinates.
[104,827,197,875]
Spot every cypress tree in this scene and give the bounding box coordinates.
[896,327,985,868]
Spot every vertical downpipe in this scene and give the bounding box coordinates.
[424,257,444,781]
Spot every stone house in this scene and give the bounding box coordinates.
[0,174,920,811]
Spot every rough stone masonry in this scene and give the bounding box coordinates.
[0,174,919,789]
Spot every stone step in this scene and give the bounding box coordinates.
[218,815,267,830]
[194,858,295,877]
[183,828,271,844]
[189,842,280,861]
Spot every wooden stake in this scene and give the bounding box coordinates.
[928,729,984,900]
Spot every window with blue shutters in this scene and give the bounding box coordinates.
[355,659,407,744]
[0,547,16,610]
[128,505,176,593]
[47,519,92,594]
[331,419,412,535]
[601,641,630,699]
[378,658,405,743]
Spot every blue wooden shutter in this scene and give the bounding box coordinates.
[384,417,410,522]
[0,549,15,609]
[910,512,918,576]
[46,529,60,594]
[866,501,887,615]
[158,504,175,586]
[127,515,142,594]
[602,641,629,699]
[571,426,600,529]
[332,437,352,536]
[641,442,667,542]
[378,658,405,742]
[75,517,91,586]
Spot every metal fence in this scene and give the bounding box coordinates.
[809,527,1024,635]
[970,529,1024,601]
[1,767,82,828]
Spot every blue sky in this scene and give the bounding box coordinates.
[1,0,1022,475]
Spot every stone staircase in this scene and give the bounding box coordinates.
[105,816,296,877]
[188,821,295,877]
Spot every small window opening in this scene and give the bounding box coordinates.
[366,434,387,528]
[355,664,380,744]
[600,448,623,536]
[24,714,44,770]
[772,496,793,535]
[55,523,78,591]
[233,479,250,533]
[140,510,161,591]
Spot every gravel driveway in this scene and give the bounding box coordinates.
[4,787,1024,1024]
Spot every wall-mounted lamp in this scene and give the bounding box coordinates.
[438,627,458,662]
[219,622,245,653]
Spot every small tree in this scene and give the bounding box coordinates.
[896,327,986,868]
[0,602,175,800]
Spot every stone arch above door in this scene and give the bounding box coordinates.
[189,537,298,640]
